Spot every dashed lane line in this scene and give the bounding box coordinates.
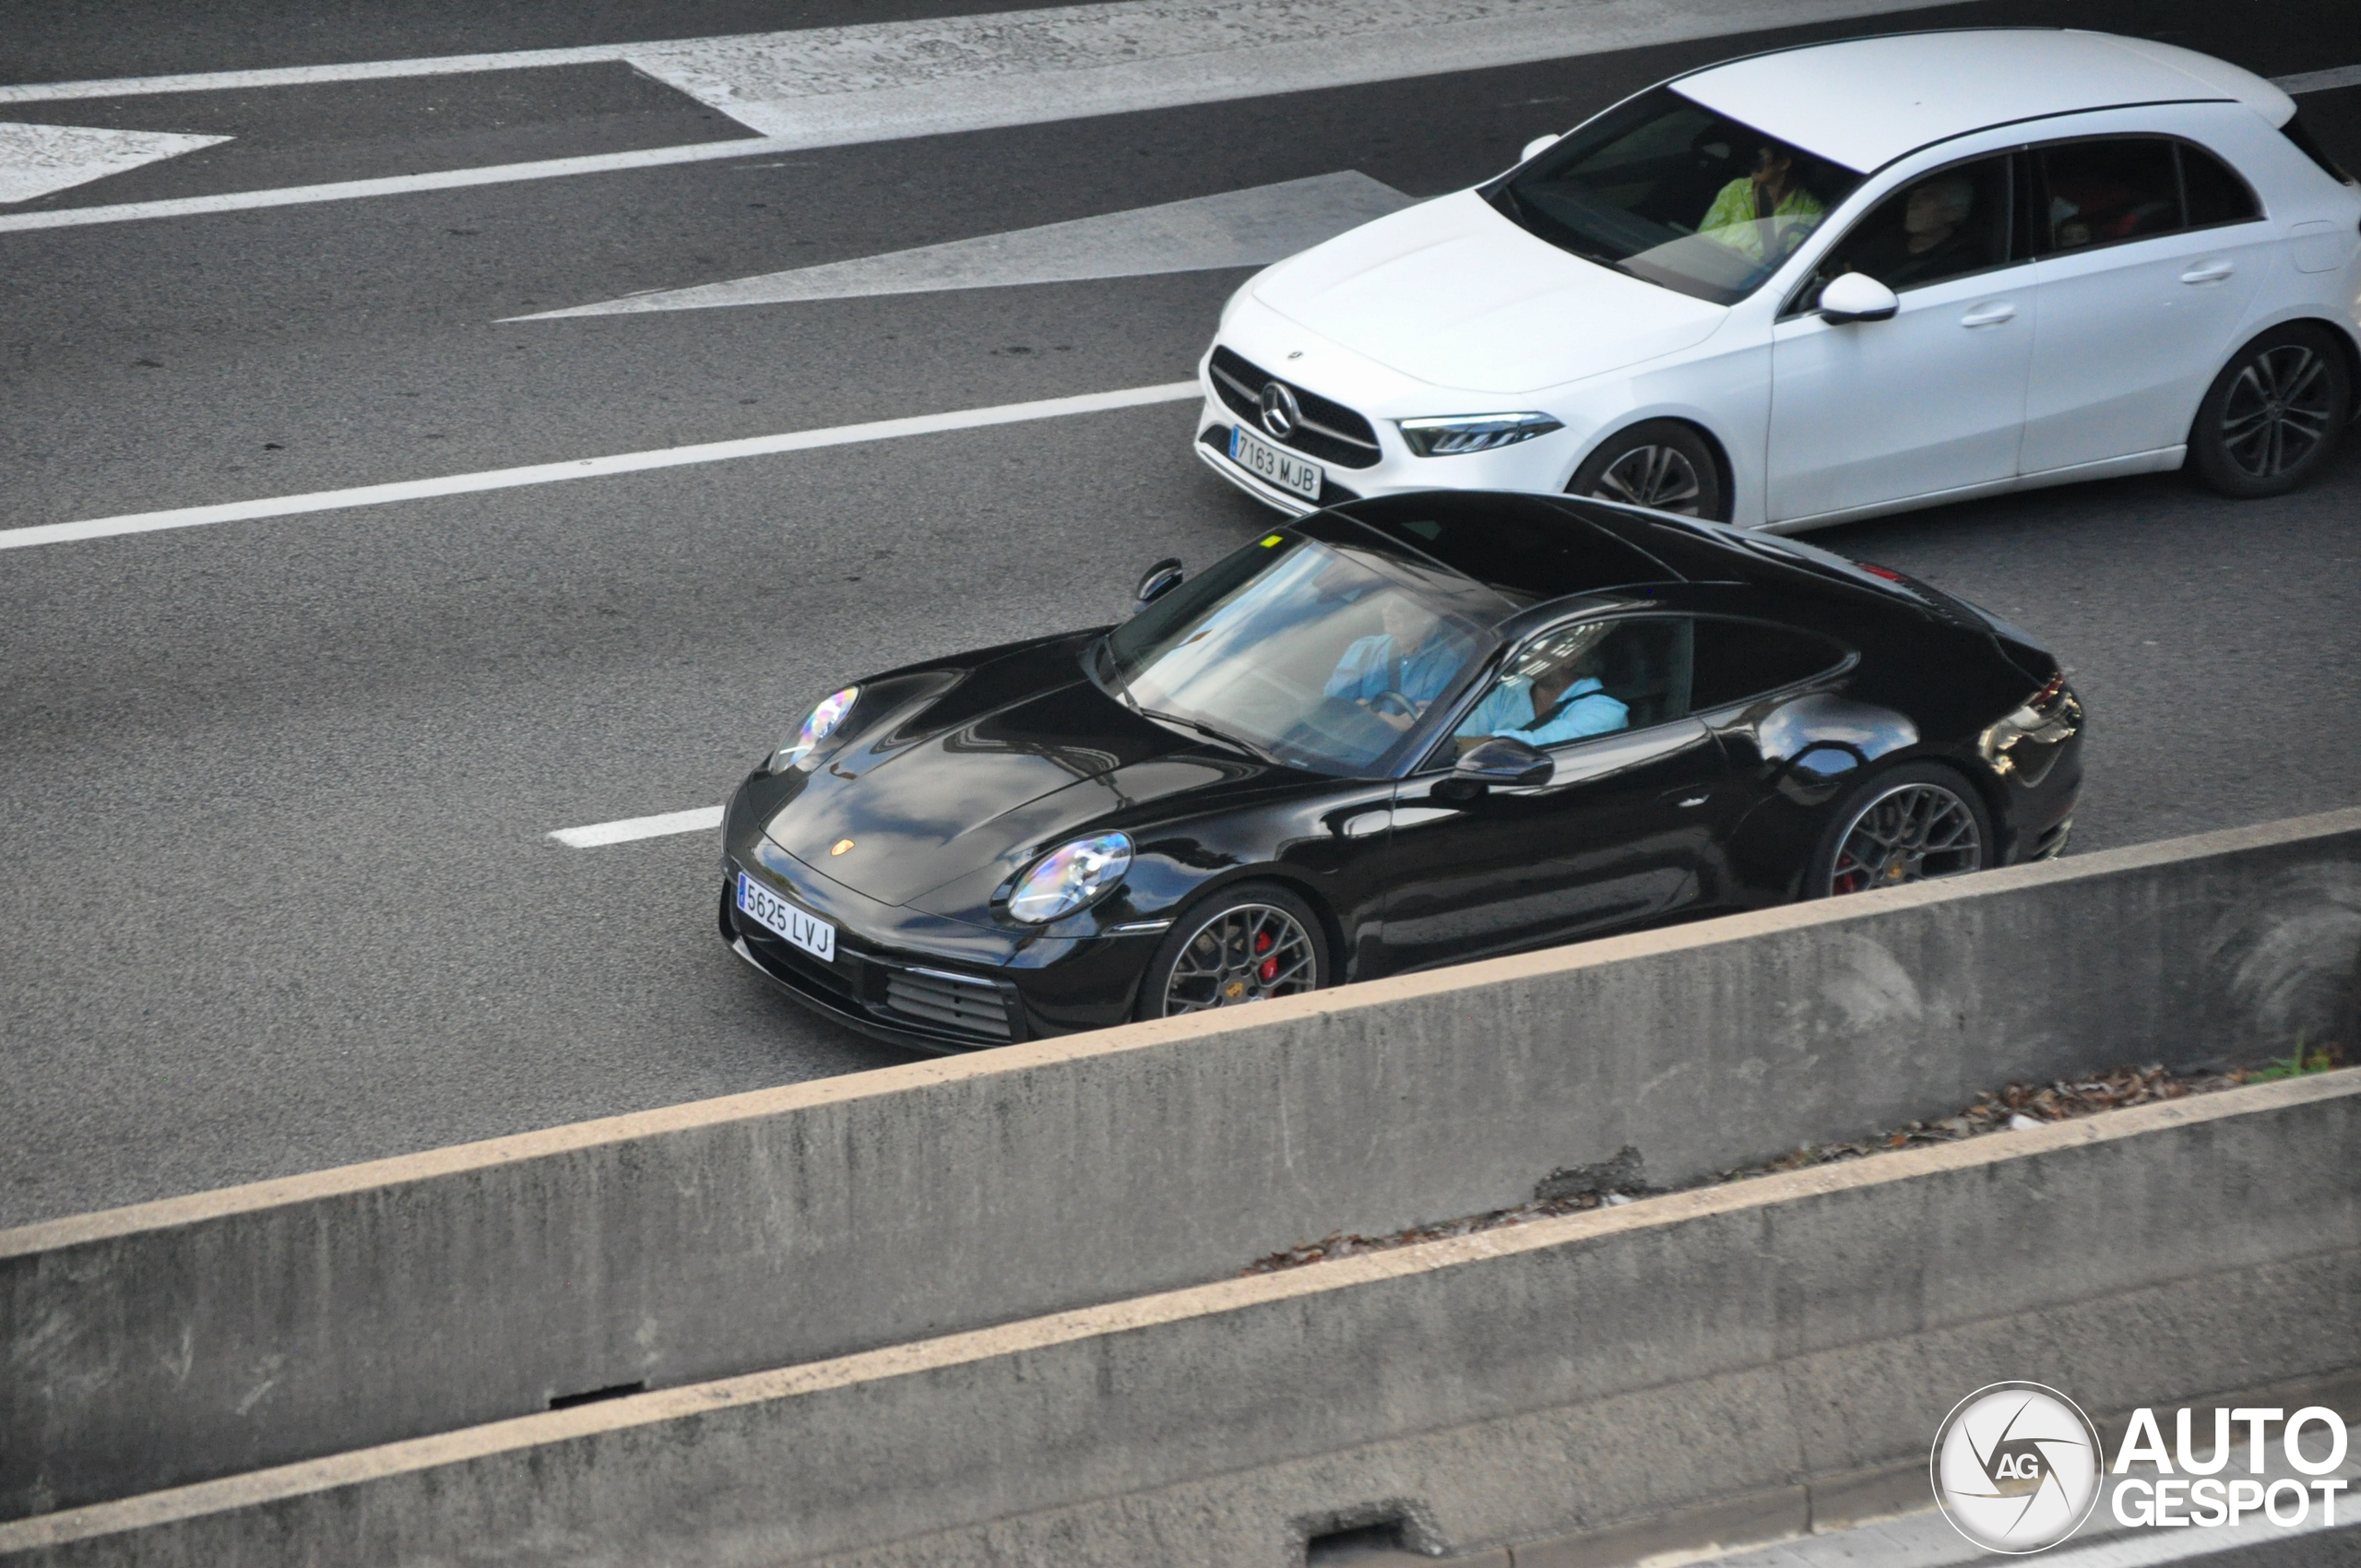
[550,806,723,848]
[0,381,1200,552]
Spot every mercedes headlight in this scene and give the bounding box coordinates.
[1008,833,1133,923]
[1396,411,1563,457]
[770,685,860,772]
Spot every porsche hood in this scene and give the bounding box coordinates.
[762,638,1223,911]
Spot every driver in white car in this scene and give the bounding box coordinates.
[1699,138,1826,260]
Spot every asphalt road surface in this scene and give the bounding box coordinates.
[5,0,2359,1226]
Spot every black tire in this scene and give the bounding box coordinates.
[1806,763,1995,899]
[2188,324,2351,498]
[1135,881,1332,1020]
[1567,419,1730,521]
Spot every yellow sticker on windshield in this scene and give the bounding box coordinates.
[1261,534,1285,547]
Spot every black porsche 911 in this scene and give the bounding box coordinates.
[720,492,2082,1051]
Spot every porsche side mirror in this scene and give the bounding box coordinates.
[1133,558,1184,611]
[1437,735,1554,801]
[1819,272,1899,325]
[1519,132,1562,163]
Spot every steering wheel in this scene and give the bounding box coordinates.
[1368,689,1418,720]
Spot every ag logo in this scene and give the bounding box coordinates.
[1931,1383,2103,1553]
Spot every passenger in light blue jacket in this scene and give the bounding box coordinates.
[1460,672,1629,747]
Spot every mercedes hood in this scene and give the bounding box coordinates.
[1246,189,1728,395]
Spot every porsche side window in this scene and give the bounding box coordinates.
[1803,153,2014,307]
[1688,620,1847,710]
[2179,143,2261,228]
[2035,138,2181,252]
[1452,617,1695,754]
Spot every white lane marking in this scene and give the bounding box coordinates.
[0,121,230,203]
[0,137,789,232]
[512,171,1417,318]
[0,45,651,105]
[0,381,1200,552]
[0,0,1975,232]
[2276,62,2361,94]
[550,805,722,848]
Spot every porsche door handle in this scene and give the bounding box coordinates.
[2179,260,2235,284]
[1959,303,2016,328]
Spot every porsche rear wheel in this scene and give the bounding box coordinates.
[1140,883,1330,1019]
[1809,764,1992,898]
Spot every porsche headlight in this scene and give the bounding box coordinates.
[770,685,859,772]
[1008,833,1133,923]
[1396,411,1563,457]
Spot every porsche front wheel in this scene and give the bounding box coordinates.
[1139,883,1330,1019]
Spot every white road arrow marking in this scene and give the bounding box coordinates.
[0,122,231,204]
[510,172,1416,319]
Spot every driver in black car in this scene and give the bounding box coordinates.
[1322,594,1476,731]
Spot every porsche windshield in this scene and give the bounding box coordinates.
[1101,535,1496,776]
[1488,86,1862,305]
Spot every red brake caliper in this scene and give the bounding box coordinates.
[1255,929,1277,983]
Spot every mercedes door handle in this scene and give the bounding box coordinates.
[2179,261,2235,284]
[1960,303,2017,327]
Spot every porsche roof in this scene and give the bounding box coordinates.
[1673,30,2296,173]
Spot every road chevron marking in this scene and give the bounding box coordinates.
[550,806,723,848]
[0,381,1201,552]
[0,122,231,204]
[1,0,2040,232]
[511,171,1417,318]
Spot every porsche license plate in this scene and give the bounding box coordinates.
[1229,425,1323,502]
[737,872,836,963]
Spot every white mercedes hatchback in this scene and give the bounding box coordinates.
[1194,30,2361,529]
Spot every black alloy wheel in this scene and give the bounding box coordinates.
[1809,764,1992,898]
[2189,325,2351,498]
[1567,419,1729,521]
[1138,882,1330,1019]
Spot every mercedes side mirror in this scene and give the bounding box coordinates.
[1436,735,1554,802]
[1519,132,1562,163]
[1133,558,1184,612]
[1819,272,1899,325]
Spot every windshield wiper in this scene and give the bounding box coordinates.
[1136,707,1287,768]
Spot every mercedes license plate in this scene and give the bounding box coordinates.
[737,872,836,963]
[1229,425,1323,502]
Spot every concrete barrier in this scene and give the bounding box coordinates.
[6,1074,2355,1567]
[6,809,2359,1521]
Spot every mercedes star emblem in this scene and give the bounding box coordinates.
[1257,380,1301,440]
